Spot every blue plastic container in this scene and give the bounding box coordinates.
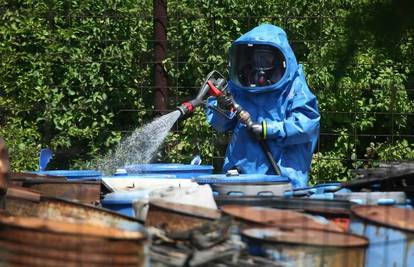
[124,163,214,178]
[194,174,290,184]
[101,190,151,217]
[102,174,177,179]
[34,170,102,180]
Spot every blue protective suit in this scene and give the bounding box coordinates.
[205,24,320,188]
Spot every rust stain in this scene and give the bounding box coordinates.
[10,172,66,181]
[146,200,220,233]
[352,205,414,232]
[0,215,148,267]
[243,227,368,247]
[23,180,101,204]
[222,205,344,233]
[5,190,144,231]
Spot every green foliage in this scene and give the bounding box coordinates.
[1,0,413,182]
[365,140,414,162]
[0,117,40,171]
[311,130,354,184]
[0,0,153,170]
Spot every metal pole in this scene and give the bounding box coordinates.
[153,0,168,114]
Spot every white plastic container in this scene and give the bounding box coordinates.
[101,177,196,192]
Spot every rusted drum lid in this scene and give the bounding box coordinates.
[0,215,144,240]
[352,205,414,232]
[222,205,343,232]
[243,227,368,247]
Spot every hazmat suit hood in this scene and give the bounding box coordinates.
[228,24,298,93]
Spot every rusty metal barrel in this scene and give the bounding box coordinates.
[242,227,368,267]
[20,179,102,204]
[5,186,144,230]
[222,205,344,232]
[145,199,221,234]
[215,195,354,231]
[349,206,414,267]
[0,215,148,267]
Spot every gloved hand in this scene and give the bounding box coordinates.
[248,122,264,140]
[216,94,233,110]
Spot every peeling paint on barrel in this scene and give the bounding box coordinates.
[222,205,344,233]
[22,180,101,203]
[350,205,414,267]
[145,199,220,233]
[0,215,148,267]
[243,227,367,267]
[5,187,144,231]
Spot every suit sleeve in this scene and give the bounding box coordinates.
[264,67,320,146]
[205,96,237,133]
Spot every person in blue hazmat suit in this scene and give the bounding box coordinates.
[205,24,320,188]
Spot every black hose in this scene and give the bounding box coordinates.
[258,139,282,176]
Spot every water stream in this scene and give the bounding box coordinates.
[97,110,181,175]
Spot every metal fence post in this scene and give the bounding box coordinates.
[153,0,168,114]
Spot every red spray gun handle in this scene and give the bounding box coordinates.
[207,81,255,126]
[207,81,224,97]
[207,81,235,112]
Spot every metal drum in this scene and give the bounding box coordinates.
[145,199,221,234]
[0,215,148,267]
[5,187,144,230]
[21,179,102,204]
[222,205,343,232]
[349,206,414,267]
[243,227,368,267]
[133,185,217,222]
[195,174,291,196]
[215,195,354,231]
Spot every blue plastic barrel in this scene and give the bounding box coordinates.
[102,174,177,180]
[101,190,151,217]
[34,170,102,180]
[194,174,290,184]
[124,163,214,178]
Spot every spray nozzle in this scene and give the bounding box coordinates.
[176,70,227,118]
